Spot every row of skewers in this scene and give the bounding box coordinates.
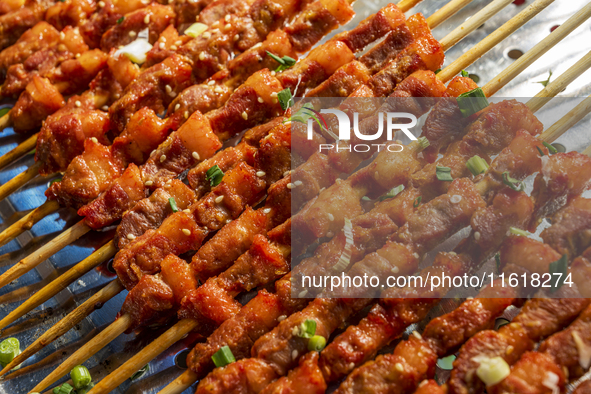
[1,0,591,393]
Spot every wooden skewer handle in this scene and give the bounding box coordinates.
[540,95,591,143]
[31,312,132,394]
[0,113,12,132]
[0,133,37,171]
[438,0,556,83]
[426,0,474,30]
[88,319,199,394]
[0,200,60,249]
[486,2,591,98]
[438,0,513,51]
[397,0,423,13]
[0,279,124,376]
[158,369,199,394]
[0,240,116,333]
[0,220,91,289]
[0,161,42,203]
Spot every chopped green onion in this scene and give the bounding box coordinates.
[495,318,510,330]
[417,136,430,150]
[476,357,510,386]
[71,365,92,389]
[436,166,453,182]
[185,22,208,38]
[534,70,552,87]
[0,338,20,366]
[49,178,62,186]
[115,29,153,64]
[308,335,326,352]
[413,196,422,208]
[437,354,456,370]
[502,171,524,191]
[466,155,489,176]
[169,197,179,213]
[130,364,149,380]
[456,87,489,118]
[461,70,469,77]
[543,141,558,154]
[212,346,236,367]
[117,17,124,24]
[549,254,568,293]
[536,146,545,156]
[53,383,75,394]
[378,185,404,202]
[277,88,294,110]
[77,383,95,394]
[435,68,441,74]
[266,51,296,72]
[297,319,317,338]
[206,165,224,187]
[0,107,10,117]
[361,196,371,201]
[495,253,501,274]
[509,227,529,236]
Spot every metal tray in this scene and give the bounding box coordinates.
[1,0,591,392]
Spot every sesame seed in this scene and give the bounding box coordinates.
[199,52,206,61]
[412,331,422,339]
[215,195,224,203]
[165,85,172,93]
[144,14,150,24]
[129,31,137,37]
[211,29,220,34]
[506,345,514,355]
[170,45,178,51]
[294,180,302,186]
[326,231,334,238]
[101,105,108,111]
[169,91,177,98]
[224,24,232,31]
[141,0,149,4]
[145,180,153,186]
[263,208,271,214]
[114,93,120,98]
[292,350,298,360]
[241,111,248,120]
[391,266,399,273]
[175,103,180,111]
[214,86,224,93]
[348,363,355,370]
[256,171,266,177]
[225,15,231,22]
[474,231,481,240]
[258,97,264,103]
[202,32,211,39]
[287,183,295,189]
[160,155,166,162]
[234,34,239,41]
[394,363,404,372]
[60,32,65,40]
[283,170,290,177]
[292,327,299,336]
[270,92,278,98]
[159,42,165,49]
[212,21,219,28]
[271,71,276,76]
[450,195,462,204]
[252,42,262,49]
[98,1,105,7]
[90,137,98,143]
[183,209,191,213]
[184,111,189,119]
[182,228,191,236]
[208,80,216,85]
[277,315,287,321]
[327,213,334,221]
[175,40,182,46]
[127,233,136,240]
[192,151,200,160]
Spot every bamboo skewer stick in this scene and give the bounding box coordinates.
[0,279,125,375]
[0,161,43,203]
[540,94,591,143]
[425,0,474,30]
[437,0,556,83]
[31,313,132,394]
[0,240,116,333]
[0,220,90,288]
[159,369,199,394]
[0,133,37,171]
[0,200,60,249]
[0,113,11,132]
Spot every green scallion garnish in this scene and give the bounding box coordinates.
[456,87,489,118]
[502,171,524,191]
[76,383,95,394]
[266,51,296,72]
[543,141,558,154]
[461,70,469,77]
[308,335,326,352]
[437,354,456,370]
[0,338,20,367]
[297,319,317,338]
[549,254,568,293]
[130,364,149,380]
[436,166,453,181]
[70,365,92,389]
[53,383,75,394]
[206,165,224,187]
[0,107,11,117]
[413,196,422,208]
[466,155,489,176]
[509,227,529,236]
[117,17,124,24]
[212,346,236,368]
[378,185,404,202]
[536,146,545,156]
[169,197,179,213]
[277,88,294,111]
